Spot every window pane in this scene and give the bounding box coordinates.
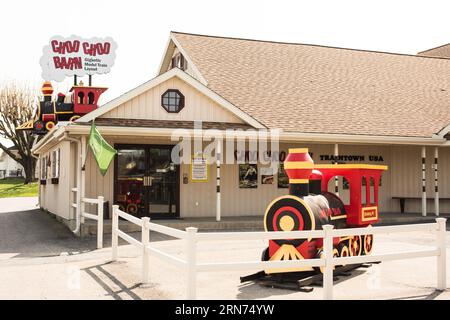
[361,177,367,205]
[370,177,375,204]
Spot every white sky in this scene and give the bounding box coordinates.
[1,0,449,113]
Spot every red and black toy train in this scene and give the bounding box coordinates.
[16,81,107,134]
[262,148,387,274]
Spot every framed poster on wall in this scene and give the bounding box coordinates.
[261,174,274,184]
[239,164,258,188]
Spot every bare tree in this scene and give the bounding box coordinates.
[0,83,40,184]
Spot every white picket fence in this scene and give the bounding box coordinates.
[81,196,104,249]
[111,205,447,300]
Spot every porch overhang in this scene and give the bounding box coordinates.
[32,120,450,156]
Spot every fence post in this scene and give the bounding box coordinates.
[322,224,334,300]
[97,196,104,249]
[141,217,150,285]
[111,205,119,262]
[186,227,198,300]
[436,218,447,291]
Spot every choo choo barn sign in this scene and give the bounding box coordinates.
[39,35,118,82]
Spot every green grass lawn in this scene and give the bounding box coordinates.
[0,178,38,198]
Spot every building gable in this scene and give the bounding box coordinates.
[100,75,244,123]
[158,33,207,84]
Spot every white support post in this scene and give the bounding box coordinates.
[436,218,447,291]
[186,227,198,299]
[434,147,439,217]
[97,196,104,249]
[111,205,119,262]
[81,136,87,224]
[216,140,221,222]
[322,224,334,300]
[141,217,150,285]
[334,144,339,196]
[422,147,427,217]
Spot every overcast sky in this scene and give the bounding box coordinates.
[1,0,449,114]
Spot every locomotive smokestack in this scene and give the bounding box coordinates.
[41,81,53,102]
[284,148,314,197]
[57,93,65,104]
[309,170,323,195]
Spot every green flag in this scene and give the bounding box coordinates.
[88,121,117,176]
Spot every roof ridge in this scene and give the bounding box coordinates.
[171,31,450,62]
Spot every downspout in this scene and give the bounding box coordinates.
[60,134,82,234]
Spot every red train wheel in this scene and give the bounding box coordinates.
[338,243,350,266]
[45,121,55,131]
[126,203,138,215]
[363,234,374,255]
[349,235,362,256]
[34,120,44,131]
[70,115,80,122]
[315,248,339,273]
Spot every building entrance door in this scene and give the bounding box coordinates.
[115,144,179,218]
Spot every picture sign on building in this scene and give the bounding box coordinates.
[39,35,118,81]
[191,155,208,182]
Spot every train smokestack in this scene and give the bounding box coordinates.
[284,148,314,197]
[309,170,323,195]
[41,82,53,102]
[57,93,65,104]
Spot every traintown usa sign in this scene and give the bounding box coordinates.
[40,35,118,82]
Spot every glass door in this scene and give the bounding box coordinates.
[115,147,146,217]
[115,145,179,219]
[147,146,179,218]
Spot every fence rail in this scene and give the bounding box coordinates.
[80,196,104,249]
[110,204,447,300]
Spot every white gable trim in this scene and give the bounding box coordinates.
[157,33,208,85]
[77,68,265,129]
[436,123,450,138]
[156,36,176,76]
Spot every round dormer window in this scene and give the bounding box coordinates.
[161,89,184,113]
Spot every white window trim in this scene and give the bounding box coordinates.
[51,149,60,179]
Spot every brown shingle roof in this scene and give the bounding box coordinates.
[418,44,450,58]
[79,118,254,130]
[172,32,450,138]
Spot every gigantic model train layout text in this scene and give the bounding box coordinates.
[242,148,387,289]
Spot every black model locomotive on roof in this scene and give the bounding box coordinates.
[17,81,107,134]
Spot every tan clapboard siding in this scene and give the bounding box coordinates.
[181,142,395,217]
[391,145,450,213]
[84,146,114,216]
[39,141,72,220]
[391,146,421,197]
[99,77,244,124]
[76,136,450,219]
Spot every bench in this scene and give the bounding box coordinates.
[392,196,450,213]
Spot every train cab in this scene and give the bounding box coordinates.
[315,164,388,227]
